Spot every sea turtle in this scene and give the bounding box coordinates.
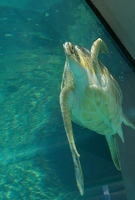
[59,38,135,195]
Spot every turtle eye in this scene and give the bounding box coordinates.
[70,46,75,54]
[69,43,75,54]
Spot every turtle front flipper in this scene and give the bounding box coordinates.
[105,135,121,170]
[60,86,84,195]
[91,38,108,62]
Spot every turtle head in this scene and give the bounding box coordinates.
[63,42,90,78]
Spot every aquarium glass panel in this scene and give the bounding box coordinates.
[0,0,135,200]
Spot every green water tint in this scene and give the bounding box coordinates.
[0,160,73,199]
[0,46,75,199]
[0,0,133,199]
[0,26,74,198]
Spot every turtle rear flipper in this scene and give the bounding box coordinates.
[122,113,135,131]
[105,135,121,170]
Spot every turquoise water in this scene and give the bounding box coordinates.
[0,0,135,199]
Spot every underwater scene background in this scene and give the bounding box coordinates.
[0,0,135,199]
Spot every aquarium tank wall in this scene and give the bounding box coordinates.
[0,0,135,200]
